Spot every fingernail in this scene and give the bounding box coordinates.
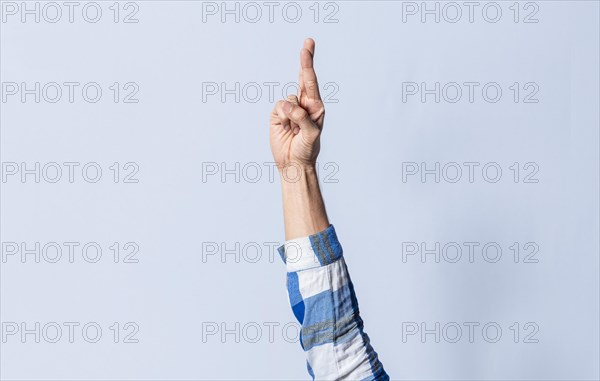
[283,123,290,130]
[284,101,293,113]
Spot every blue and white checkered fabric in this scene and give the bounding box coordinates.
[278,225,389,380]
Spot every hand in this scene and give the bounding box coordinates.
[270,38,325,172]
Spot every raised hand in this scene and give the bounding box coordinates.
[270,38,325,171]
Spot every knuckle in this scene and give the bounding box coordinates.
[275,101,288,117]
[291,107,308,121]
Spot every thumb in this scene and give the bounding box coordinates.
[283,101,319,136]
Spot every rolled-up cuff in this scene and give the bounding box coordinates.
[277,224,344,272]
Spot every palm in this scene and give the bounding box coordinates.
[270,109,320,167]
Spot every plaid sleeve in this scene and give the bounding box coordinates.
[278,225,389,381]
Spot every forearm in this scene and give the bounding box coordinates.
[277,166,388,380]
[280,164,329,241]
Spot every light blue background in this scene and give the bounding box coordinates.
[1,1,599,379]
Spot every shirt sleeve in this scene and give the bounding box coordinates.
[277,224,389,381]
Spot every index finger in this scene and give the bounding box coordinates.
[300,38,321,102]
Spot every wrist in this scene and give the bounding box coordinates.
[278,162,329,240]
[278,161,317,185]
